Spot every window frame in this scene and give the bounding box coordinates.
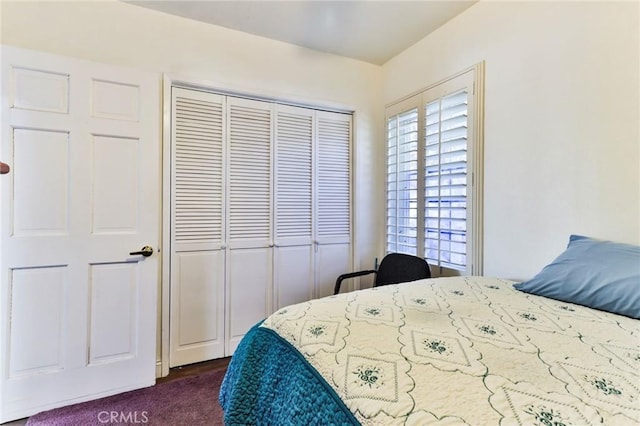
[384,64,484,276]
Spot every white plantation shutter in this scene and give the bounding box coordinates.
[275,105,313,245]
[385,66,483,275]
[172,88,224,251]
[386,107,419,255]
[316,111,351,243]
[425,90,468,269]
[227,97,272,243]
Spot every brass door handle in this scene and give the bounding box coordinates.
[129,246,153,257]
[0,162,9,175]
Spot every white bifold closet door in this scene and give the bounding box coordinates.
[315,112,352,298]
[169,88,226,367]
[273,105,314,310]
[168,87,352,365]
[226,97,273,354]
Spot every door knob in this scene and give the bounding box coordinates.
[129,245,154,257]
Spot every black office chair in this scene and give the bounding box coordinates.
[334,253,431,295]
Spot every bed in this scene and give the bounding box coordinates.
[219,236,639,425]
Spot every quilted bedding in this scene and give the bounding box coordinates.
[220,276,639,425]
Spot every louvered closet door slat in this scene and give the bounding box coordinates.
[316,111,351,244]
[228,98,272,247]
[275,105,313,246]
[172,88,224,251]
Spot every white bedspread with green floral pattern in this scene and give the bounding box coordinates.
[261,277,639,425]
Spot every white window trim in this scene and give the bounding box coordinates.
[384,62,484,276]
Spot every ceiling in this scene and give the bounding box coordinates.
[126,1,477,65]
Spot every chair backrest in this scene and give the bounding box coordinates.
[375,253,431,287]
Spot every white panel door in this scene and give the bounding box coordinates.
[273,105,314,309]
[315,111,352,297]
[226,97,272,355]
[169,88,225,366]
[0,47,159,422]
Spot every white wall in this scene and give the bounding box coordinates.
[383,0,640,280]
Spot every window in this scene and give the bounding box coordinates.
[385,65,484,275]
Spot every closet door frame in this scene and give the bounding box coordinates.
[160,75,355,377]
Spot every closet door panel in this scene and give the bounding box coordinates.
[172,88,225,252]
[316,111,351,245]
[227,97,272,250]
[274,245,313,310]
[226,97,273,353]
[316,243,351,299]
[170,88,225,366]
[170,251,225,367]
[274,105,314,309]
[315,111,352,296]
[274,105,313,247]
[227,247,271,355]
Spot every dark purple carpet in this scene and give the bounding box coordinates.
[26,369,225,426]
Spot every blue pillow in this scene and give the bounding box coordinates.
[514,235,640,319]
